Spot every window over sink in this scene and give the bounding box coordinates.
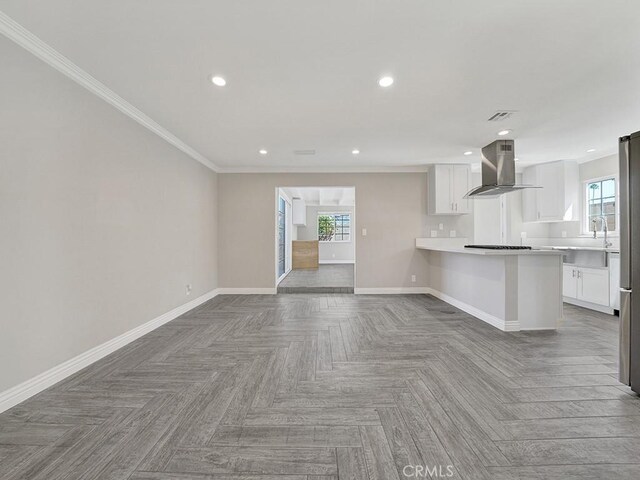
[584,177,617,234]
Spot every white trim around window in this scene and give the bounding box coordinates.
[582,175,619,236]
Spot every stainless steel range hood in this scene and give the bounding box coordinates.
[464,139,540,198]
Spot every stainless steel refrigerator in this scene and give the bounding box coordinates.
[619,132,640,393]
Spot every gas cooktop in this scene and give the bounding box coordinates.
[464,245,532,250]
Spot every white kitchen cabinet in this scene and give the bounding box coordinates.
[292,198,307,226]
[562,265,578,299]
[610,253,620,310]
[522,160,579,222]
[427,164,471,215]
[563,265,610,307]
[452,165,471,214]
[579,267,610,306]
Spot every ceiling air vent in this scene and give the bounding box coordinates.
[293,149,316,156]
[487,111,516,122]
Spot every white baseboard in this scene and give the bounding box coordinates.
[319,260,355,264]
[426,288,518,332]
[0,288,219,414]
[217,288,277,295]
[563,297,615,315]
[354,287,430,295]
[353,287,514,334]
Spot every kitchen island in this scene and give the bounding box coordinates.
[416,239,564,331]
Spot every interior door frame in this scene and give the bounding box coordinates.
[275,188,293,285]
[274,186,357,291]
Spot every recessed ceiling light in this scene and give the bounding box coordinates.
[464,151,473,156]
[210,76,226,87]
[497,129,511,136]
[258,149,268,155]
[587,148,596,153]
[352,149,360,155]
[378,76,394,87]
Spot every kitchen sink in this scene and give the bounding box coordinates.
[551,247,608,268]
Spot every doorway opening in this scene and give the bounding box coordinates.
[275,186,355,293]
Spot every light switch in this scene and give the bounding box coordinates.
[362,228,367,236]
[439,223,444,230]
[450,230,456,238]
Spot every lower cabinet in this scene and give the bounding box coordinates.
[580,267,610,306]
[563,265,610,307]
[562,265,578,299]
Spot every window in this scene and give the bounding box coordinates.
[585,177,617,233]
[318,213,351,242]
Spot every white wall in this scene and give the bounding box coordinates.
[296,205,355,263]
[473,196,503,244]
[580,154,618,182]
[0,38,218,393]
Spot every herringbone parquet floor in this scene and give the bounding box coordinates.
[1,294,639,479]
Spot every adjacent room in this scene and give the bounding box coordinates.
[277,187,355,293]
[1,2,640,479]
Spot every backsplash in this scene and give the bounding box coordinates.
[422,214,473,239]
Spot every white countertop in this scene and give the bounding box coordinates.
[539,245,620,254]
[415,238,563,256]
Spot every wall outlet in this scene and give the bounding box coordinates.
[362,228,367,236]
[431,230,438,238]
[561,231,567,238]
[449,230,456,238]
[186,284,192,296]
[520,232,527,240]
[332,253,336,258]
[439,223,444,230]
[411,274,416,283]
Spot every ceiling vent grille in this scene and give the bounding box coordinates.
[293,149,316,156]
[487,111,516,122]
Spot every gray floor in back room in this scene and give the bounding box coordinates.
[1,295,639,480]
[278,264,355,293]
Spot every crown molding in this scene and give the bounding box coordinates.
[0,10,219,173]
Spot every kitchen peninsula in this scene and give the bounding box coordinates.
[416,238,564,331]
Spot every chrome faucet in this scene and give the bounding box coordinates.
[592,216,613,248]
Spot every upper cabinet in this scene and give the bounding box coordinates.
[522,160,579,222]
[427,164,471,215]
[292,198,307,226]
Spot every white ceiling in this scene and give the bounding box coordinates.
[2,0,640,171]
[282,187,355,207]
